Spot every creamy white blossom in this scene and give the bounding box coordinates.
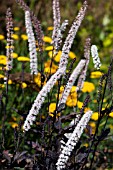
[91,45,101,70]
[56,110,93,170]
[58,1,87,69]
[53,20,68,54]
[58,59,86,106]
[52,0,61,46]
[77,38,91,91]
[25,11,38,74]
[23,67,66,131]
[6,8,13,71]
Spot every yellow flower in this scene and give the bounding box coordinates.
[84,107,91,113]
[77,101,83,109]
[69,51,76,59]
[21,82,27,88]
[48,51,62,62]
[89,122,96,134]
[0,84,5,88]
[45,46,54,51]
[0,34,5,40]
[43,36,52,43]
[83,143,89,147]
[5,45,14,49]
[34,73,41,87]
[0,55,6,60]
[17,56,30,62]
[0,58,7,65]
[70,86,77,93]
[54,51,62,62]
[49,103,56,113]
[109,112,113,118]
[47,26,53,31]
[0,74,4,79]
[82,82,95,93]
[21,34,28,40]
[14,27,20,31]
[8,80,13,84]
[12,52,18,58]
[91,112,99,121]
[12,34,19,40]
[90,71,102,78]
[49,103,61,118]
[66,95,77,107]
[10,122,18,128]
[60,86,65,92]
[44,60,58,74]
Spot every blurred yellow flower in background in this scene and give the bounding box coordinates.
[12,53,18,58]
[14,27,20,31]
[82,81,95,93]
[43,36,52,43]
[48,50,62,62]
[0,74,4,79]
[109,112,113,118]
[21,82,27,88]
[91,112,99,121]
[34,73,41,87]
[90,71,102,78]
[0,58,6,65]
[17,56,30,62]
[89,122,96,134]
[49,103,61,118]
[21,34,28,40]
[5,45,14,49]
[49,103,56,113]
[0,34,5,40]
[77,101,83,109]
[12,34,19,40]
[8,80,13,84]
[44,60,58,74]
[45,46,54,51]
[66,96,77,107]
[47,26,53,31]
[9,122,18,128]
[69,51,76,59]
[66,86,77,107]
[0,84,5,88]
[0,55,6,60]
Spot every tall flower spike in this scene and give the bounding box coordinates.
[23,67,66,131]
[53,20,69,55]
[58,59,86,106]
[6,8,14,70]
[56,110,93,170]
[25,11,38,75]
[91,45,101,70]
[77,38,91,91]
[64,95,90,140]
[52,0,61,45]
[15,0,44,52]
[58,1,88,69]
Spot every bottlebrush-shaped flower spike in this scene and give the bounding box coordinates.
[91,45,101,70]
[77,38,91,91]
[15,0,44,52]
[23,67,66,131]
[25,11,38,74]
[6,8,14,70]
[56,110,93,170]
[58,59,86,106]
[52,0,61,45]
[53,20,69,54]
[58,1,88,69]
